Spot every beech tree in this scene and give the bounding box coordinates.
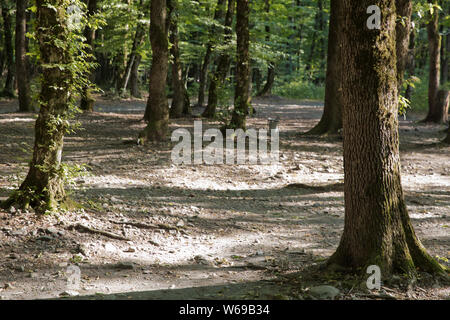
[229,0,250,130]
[327,0,446,275]
[1,0,81,213]
[141,0,169,142]
[306,0,342,135]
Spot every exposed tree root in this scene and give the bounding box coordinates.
[68,223,130,241]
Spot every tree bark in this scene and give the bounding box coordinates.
[202,0,235,118]
[129,54,142,98]
[197,0,226,108]
[444,125,450,144]
[327,0,445,276]
[15,0,33,112]
[2,0,73,214]
[307,0,342,136]
[423,0,443,123]
[80,0,97,112]
[229,0,250,130]
[168,0,190,118]
[405,29,416,101]
[256,0,275,97]
[1,0,15,98]
[141,0,169,142]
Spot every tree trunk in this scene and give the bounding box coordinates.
[405,29,416,101]
[141,0,169,142]
[436,90,449,123]
[1,1,15,98]
[2,0,73,214]
[80,0,97,112]
[197,0,227,108]
[395,0,413,91]
[168,0,190,118]
[229,0,250,130]
[423,0,443,123]
[327,0,445,276]
[307,0,342,136]
[15,0,33,112]
[444,125,450,144]
[121,0,147,97]
[129,54,142,98]
[202,0,235,118]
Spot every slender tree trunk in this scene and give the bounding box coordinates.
[129,54,142,98]
[141,0,169,142]
[80,0,97,112]
[327,0,445,276]
[423,0,443,123]
[229,0,250,130]
[256,0,275,97]
[405,29,416,101]
[168,0,190,118]
[396,0,413,91]
[16,0,33,112]
[202,0,235,118]
[1,1,14,97]
[2,0,73,214]
[197,0,227,108]
[307,0,342,136]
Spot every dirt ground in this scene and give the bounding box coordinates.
[0,96,449,300]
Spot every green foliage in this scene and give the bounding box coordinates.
[273,77,325,101]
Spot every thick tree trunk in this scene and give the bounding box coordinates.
[1,1,15,98]
[16,0,33,112]
[80,0,97,112]
[229,0,250,130]
[141,0,169,142]
[307,0,342,136]
[423,0,443,123]
[202,0,235,118]
[327,0,445,276]
[2,0,73,214]
[197,0,226,108]
[168,0,190,118]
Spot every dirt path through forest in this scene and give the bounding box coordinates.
[0,97,449,300]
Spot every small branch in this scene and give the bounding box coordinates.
[109,220,186,234]
[68,223,130,241]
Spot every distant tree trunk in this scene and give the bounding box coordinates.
[307,0,342,135]
[405,29,416,101]
[256,0,275,97]
[141,0,169,143]
[129,54,142,98]
[396,0,413,91]
[1,0,73,214]
[436,90,449,122]
[80,0,97,112]
[197,0,227,108]
[229,0,250,130]
[168,0,190,118]
[202,0,235,118]
[327,0,445,276]
[442,29,449,84]
[305,0,324,77]
[121,0,147,97]
[423,0,443,123]
[16,0,33,112]
[1,1,15,97]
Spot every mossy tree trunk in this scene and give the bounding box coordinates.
[197,0,226,108]
[423,0,444,123]
[16,0,33,112]
[80,0,97,112]
[307,0,342,136]
[229,0,250,130]
[327,0,446,276]
[1,0,73,214]
[141,0,169,142]
[202,0,235,119]
[168,0,190,118]
[0,0,15,98]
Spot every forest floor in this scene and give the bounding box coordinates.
[0,96,449,300]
